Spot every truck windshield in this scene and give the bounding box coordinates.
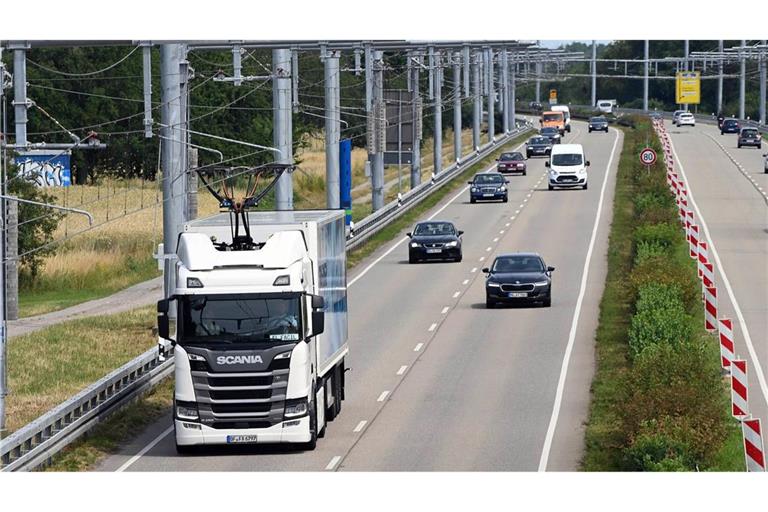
[552,154,583,166]
[178,295,302,344]
[542,113,563,122]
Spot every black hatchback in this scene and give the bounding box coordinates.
[407,221,463,263]
[588,116,609,133]
[526,136,552,158]
[721,118,740,134]
[738,127,762,149]
[483,253,554,308]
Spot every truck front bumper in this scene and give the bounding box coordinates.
[175,416,311,446]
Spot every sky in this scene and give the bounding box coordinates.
[540,40,613,49]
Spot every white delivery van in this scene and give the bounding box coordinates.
[596,99,617,114]
[550,105,571,133]
[546,143,590,190]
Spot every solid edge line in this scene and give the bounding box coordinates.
[668,130,768,409]
[537,128,620,472]
[115,425,174,472]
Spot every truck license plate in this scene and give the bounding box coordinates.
[227,435,259,444]
[508,292,527,298]
[426,248,442,254]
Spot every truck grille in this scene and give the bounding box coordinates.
[209,402,273,415]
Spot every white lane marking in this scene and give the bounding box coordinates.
[479,256,485,262]
[486,246,492,252]
[493,237,499,242]
[510,216,516,221]
[452,291,460,298]
[115,425,174,472]
[326,456,342,470]
[505,222,511,227]
[499,230,505,234]
[414,343,424,352]
[377,391,390,402]
[539,127,620,472]
[462,279,470,285]
[669,135,768,409]
[518,204,524,208]
[397,365,408,375]
[471,267,478,273]
[428,323,437,332]
[353,421,367,433]
[515,210,520,215]
[441,306,450,314]
[523,198,528,203]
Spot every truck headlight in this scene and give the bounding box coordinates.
[486,281,501,287]
[283,398,309,419]
[445,241,458,248]
[176,401,199,421]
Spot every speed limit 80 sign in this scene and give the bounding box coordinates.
[640,147,657,166]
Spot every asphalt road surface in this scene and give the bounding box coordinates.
[97,120,622,472]
[664,119,768,429]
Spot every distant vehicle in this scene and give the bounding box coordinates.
[737,127,762,149]
[526,136,552,158]
[596,99,617,114]
[540,110,566,135]
[649,111,663,120]
[407,221,463,263]
[721,118,740,134]
[496,152,527,175]
[546,143,590,190]
[549,105,572,133]
[483,253,555,308]
[677,113,696,127]
[763,153,768,173]
[716,113,725,129]
[588,116,609,133]
[468,172,509,203]
[672,110,687,125]
[540,126,562,144]
[529,101,543,112]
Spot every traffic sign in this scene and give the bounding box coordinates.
[675,71,701,104]
[549,89,557,105]
[639,147,657,166]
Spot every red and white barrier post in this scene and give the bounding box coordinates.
[718,318,735,369]
[704,286,717,332]
[742,418,766,472]
[697,241,709,278]
[702,262,715,301]
[731,359,748,419]
[688,224,699,259]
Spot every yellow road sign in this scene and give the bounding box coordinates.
[676,71,701,104]
[549,89,557,103]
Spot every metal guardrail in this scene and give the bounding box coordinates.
[0,119,533,472]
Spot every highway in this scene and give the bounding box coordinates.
[97,119,622,472]
[664,119,768,428]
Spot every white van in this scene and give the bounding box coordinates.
[596,99,616,114]
[549,105,571,133]
[546,143,590,190]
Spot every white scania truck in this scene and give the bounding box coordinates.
[157,210,348,453]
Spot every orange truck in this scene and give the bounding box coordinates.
[540,111,566,135]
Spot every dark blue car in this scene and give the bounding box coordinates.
[468,173,508,203]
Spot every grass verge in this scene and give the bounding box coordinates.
[582,117,743,471]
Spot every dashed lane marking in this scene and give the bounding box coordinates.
[353,421,367,433]
[428,323,437,332]
[414,343,424,352]
[396,365,408,375]
[326,456,342,470]
[377,391,390,402]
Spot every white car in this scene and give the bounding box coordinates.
[672,110,686,124]
[546,143,590,190]
[677,113,696,127]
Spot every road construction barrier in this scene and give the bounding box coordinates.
[731,359,748,419]
[718,318,735,369]
[684,209,694,240]
[697,241,709,278]
[688,223,699,259]
[702,261,715,298]
[742,418,766,472]
[705,285,717,332]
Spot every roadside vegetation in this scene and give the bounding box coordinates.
[582,115,742,471]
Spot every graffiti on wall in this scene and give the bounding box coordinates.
[14,152,72,187]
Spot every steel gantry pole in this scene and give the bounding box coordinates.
[760,40,767,125]
[487,48,495,142]
[591,40,597,107]
[740,40,746,120]
[324,50,340,209]
[502,49,509,133]
[411,51,422,188]
[273,49,293,210]
[684,40,689,71]
[535,60,542,104]
[472,50,481,152]
[510,55,516,129]
[160,43,186,302]
[0,47,6,434]
[643,40,649,112]
[717,40,724,115]
[11,44,29,149]
[371,50,385,210]
[433,49,443,175]
[453,52,462,163]
[142,44,153,138]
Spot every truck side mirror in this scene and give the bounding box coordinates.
[311,311,325,337]
[311,294,325,310]
[157,298,175,344]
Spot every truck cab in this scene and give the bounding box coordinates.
[540,111,566,136]
[158,210,348,453]
[549,105,571,133]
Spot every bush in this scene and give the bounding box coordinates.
[634,223,680,251]
[628,283,693,356]
[630,255,700,311]
[624,419,697,471]
[620,340,731,469]
[634,241,668,265]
